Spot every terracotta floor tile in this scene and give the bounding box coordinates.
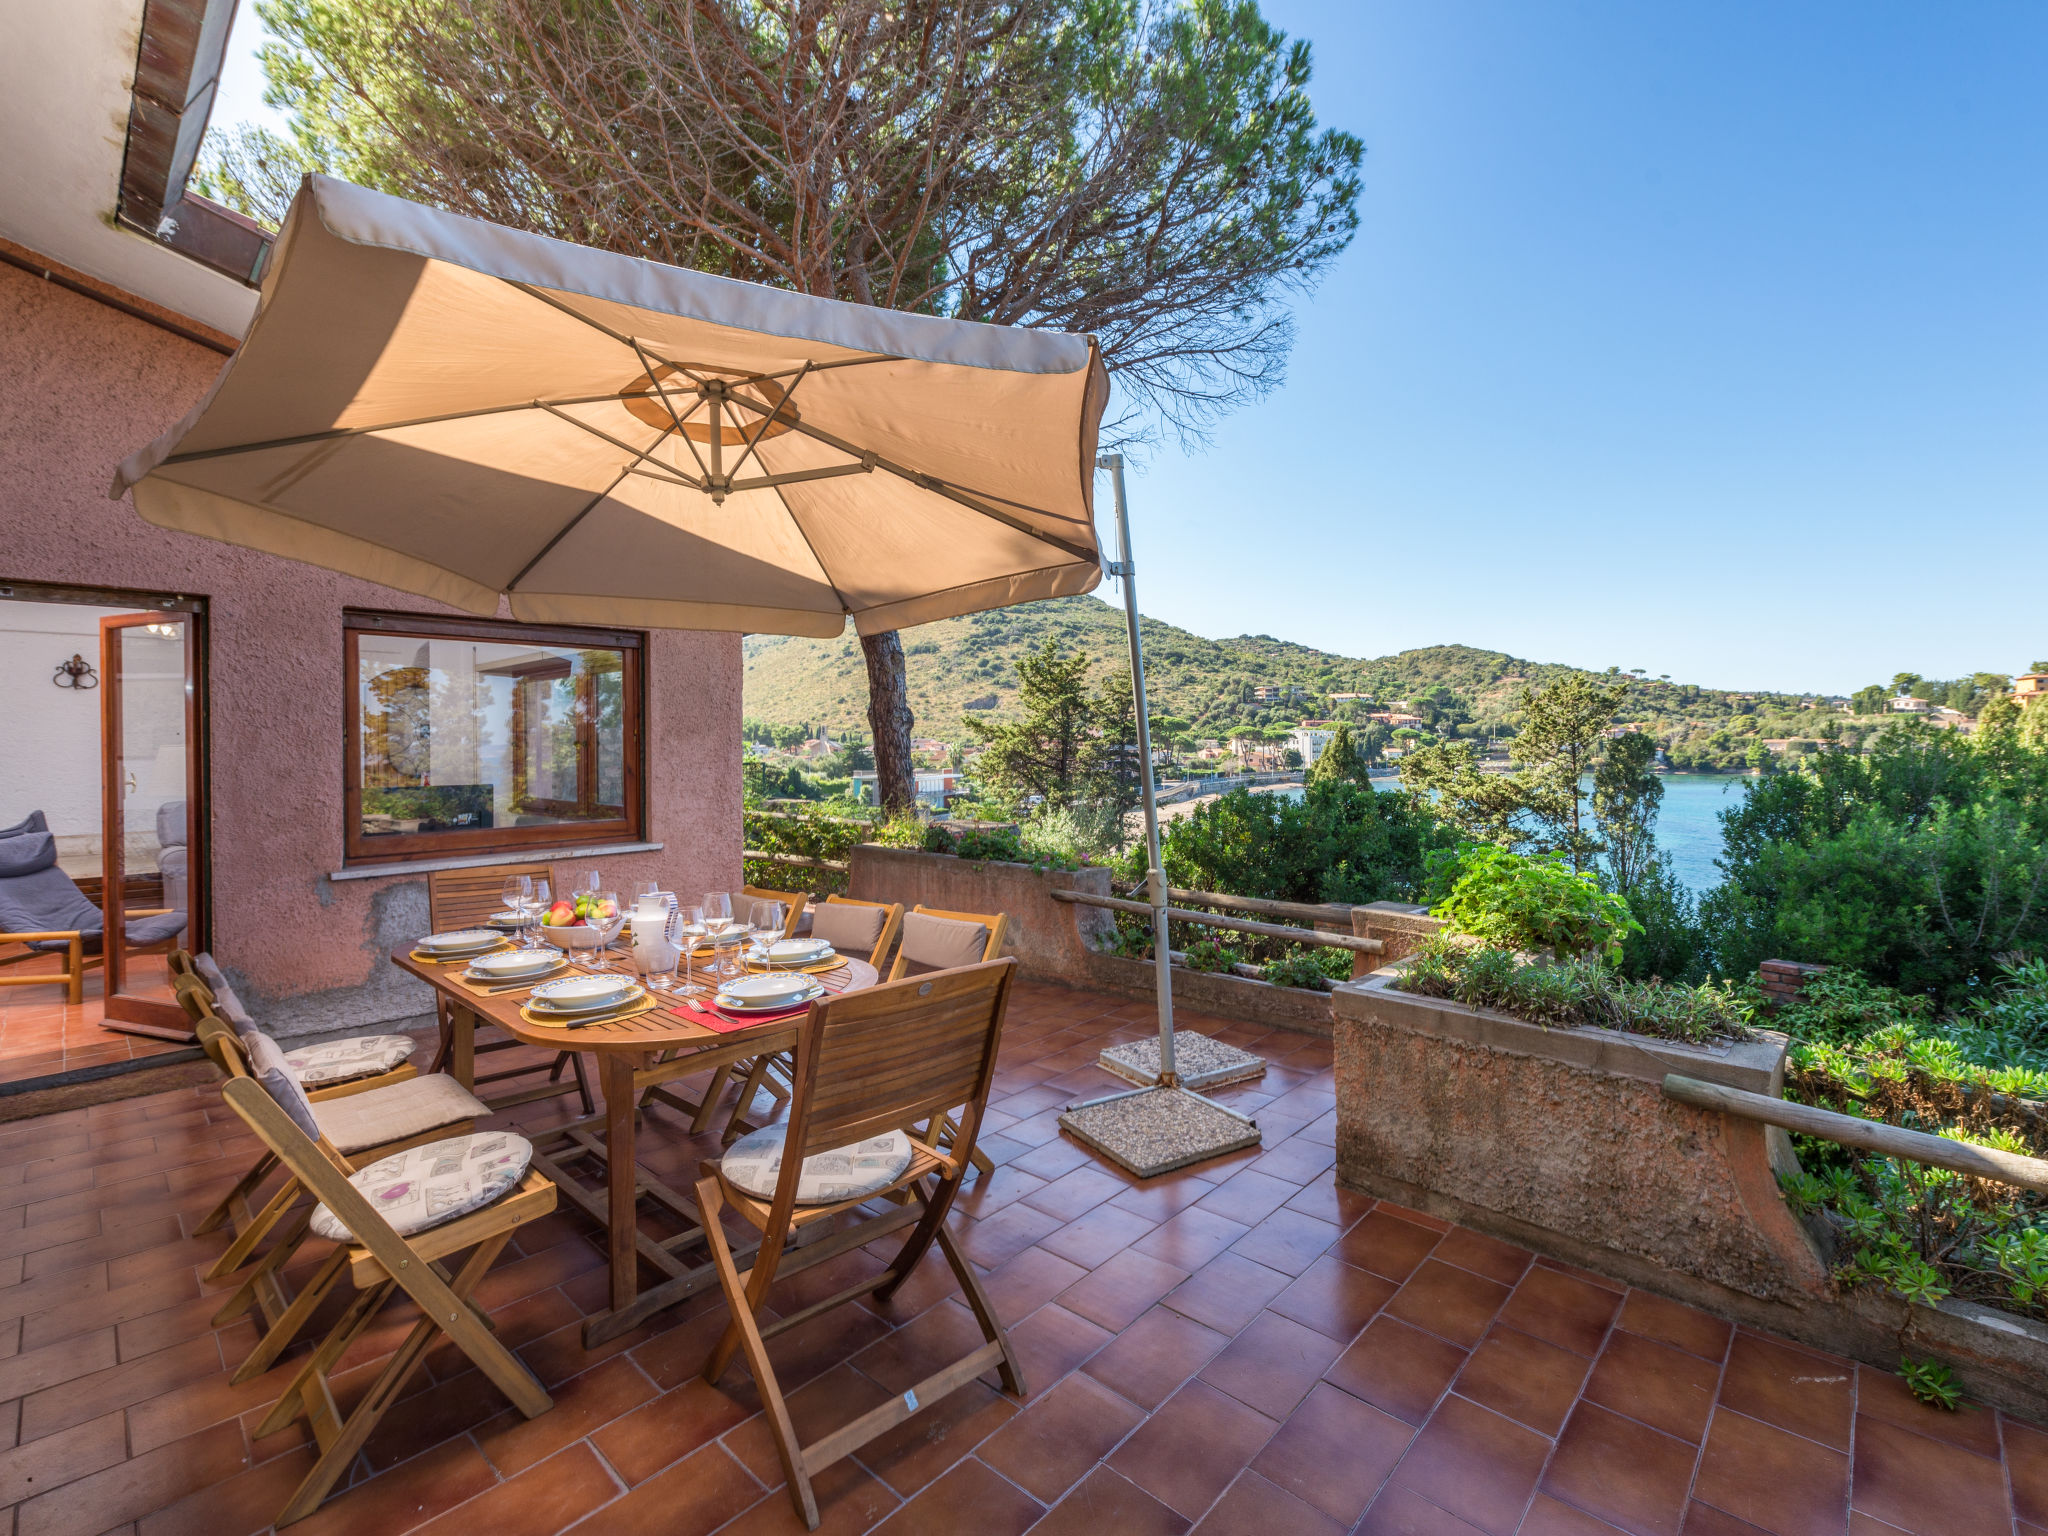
[852,1299,992,1396]
[1083,1305,1231,1411]
[1356,1481,1490,1534]
[1019,1165,1127,1223]
[572,1440,763,1536]
[715,1456,898,1536]
[1194,1170,1300,1229]
[1250,1380,1411,1524]
[1615,1291,1730,1363]
[951,1165,1048,1219]
[719,1365,889,1488]
[1029,1465,1191,1536]
[0,1326,117,1402]
[982,1246,1088,1322]
[592,1376,756,1484]
[1389,1393,1550,1536]
[472,1354,657,1477]
[1036,1202,1157,1270]
[281,1435,505,1536]
[1495,1267,1622,1358]
[1163,1253,1292,1335]
[953,1202,1067,1270]
[136,1444,320,1536]
[1109,1379,1280,1521]
[1852,1365,2002,1458]
[1058,1247,1191,1333]
[1386,1260,1512,1349]
[1716,1333,1854,1452]
[1849,1414,2009,1536]
[1244,1135,1337,1187]
[1582,1330,1720,1444]
[1267,1253,1397,1344]
[2012,1418,2048,1525]
[1687,1505,1779,1535]
[1192,1469,1346,1536]
[1690,1408,1848,1536]
[1430,1228,1534,1288]
[1540,1401,1698,1536]
[409,1443,620,1536]
[0,1409,125,1506]
[856,1375,1020,1495]
[1135,1208,1254,1271]
[978,1370,1145,1502]
[1226,1210,1340,1278]
[869,1456,1042,1536]
[1520,1492,1635,1533]
[1280,1173,1374,1229]
[1199,1312,1343,1420]
[1325,1316,1468,1426]
[1335,1210,1444,1283]
[1004,1303,1112,1394]
[1109,1176,1215,1223]
[1452,1325,1589,1437]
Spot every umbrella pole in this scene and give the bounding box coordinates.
[1100,452,1178,1088]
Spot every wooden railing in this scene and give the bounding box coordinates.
[1049,888,1385,959]
[1662,1074,2048,1193]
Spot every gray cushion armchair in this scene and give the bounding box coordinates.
[0,832,186,1004]
[157,799,188,915]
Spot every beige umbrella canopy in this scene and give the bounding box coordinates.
[115,176,1108,636]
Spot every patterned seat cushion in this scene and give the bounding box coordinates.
[281,1034,415,1087]
[721,1126,913,1205]
[310,1072,489,1155]
[308,1132,532,1242]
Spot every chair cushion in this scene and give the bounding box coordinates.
[0,831,59,879]
[312,1072,490,1155]
[156,800,186,851]
[240,1030,323,1143]
[721,1125,913,1205]
[124,911,188,946]
[898,912,990,974]
[282,1034,416,1087]
[810,900,887,956]
[0,811,47,839]
[308,1132,533,1243]
[194,954,256,1028]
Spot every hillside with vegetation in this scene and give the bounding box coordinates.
[744,594,1831,742]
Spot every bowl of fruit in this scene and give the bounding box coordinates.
[537,893,626,950]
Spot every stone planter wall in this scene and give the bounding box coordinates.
[844,845,1114,976]
[1332,967,2048,1421]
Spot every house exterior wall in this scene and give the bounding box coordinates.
[0,263,744,1036]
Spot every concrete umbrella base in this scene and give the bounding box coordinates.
[1098,1033,1266,1093]
[1059,1087,1262,1178]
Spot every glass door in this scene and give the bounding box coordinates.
[99,611,204,1035]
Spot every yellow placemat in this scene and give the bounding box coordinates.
[446,960,572,997]
[742,956,849,977]
[518,992,659,1030]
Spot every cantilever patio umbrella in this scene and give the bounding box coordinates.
[114,175,1247,1165]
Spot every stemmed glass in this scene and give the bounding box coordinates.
[704,891,742,981]
[749,900,787,964]
[671,904,707,994]
[529,878,551,951]
[501,875,531,949]
[590,888,621,970]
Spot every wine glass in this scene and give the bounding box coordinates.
[500,875,531,948]
[591,888,621,970]
[677,904,707,994]
[750,900,787,961]
[529,879,551,950]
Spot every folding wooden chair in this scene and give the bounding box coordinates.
[885,907,1010,1175]
[697,958,1024,1530]
[428,864,593,1114]
[713,896,905,1140]
[180,990,493,1385]
[218,1054,554,1526]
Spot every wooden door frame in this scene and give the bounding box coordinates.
[99,604,206,1033]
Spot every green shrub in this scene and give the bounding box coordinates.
[1427,845,1642,962]
[1394,938,1749,1044]
[947,825,1026,862]
[1183,938,1235,974]
[1262,954,1333,991]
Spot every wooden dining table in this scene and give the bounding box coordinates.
[394,944,910,1344]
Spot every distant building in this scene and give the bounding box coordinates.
[1249,684,1304,703]
[1329,693,1373,703]
[2015,673,2048,702]
[1289,725,1336,764]
[1889,696,1930,713]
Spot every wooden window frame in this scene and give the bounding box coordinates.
[343,611,645,867]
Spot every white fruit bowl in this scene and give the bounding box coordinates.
[538,916,625,951]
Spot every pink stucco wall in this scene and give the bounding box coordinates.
[0,262,743,1033]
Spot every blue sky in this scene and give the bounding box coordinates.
[211,2,2048,695]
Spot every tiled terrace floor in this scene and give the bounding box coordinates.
[0,979,2042,1535]
[0,955,188,1087]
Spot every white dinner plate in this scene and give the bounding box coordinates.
[529,974,636,1012]
[530,982,645,1017]
[467,949,560,979]
[764,939,833,966]
[418,928,502,954]
[717,973,825,1011]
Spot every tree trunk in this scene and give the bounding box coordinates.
[862,629,917,814]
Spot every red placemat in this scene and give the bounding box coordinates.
[672,998,811,1033]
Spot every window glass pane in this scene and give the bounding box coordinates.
[355,631,629,846]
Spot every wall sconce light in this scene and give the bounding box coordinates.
[53,654,97,689]
[143,622,181,638]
